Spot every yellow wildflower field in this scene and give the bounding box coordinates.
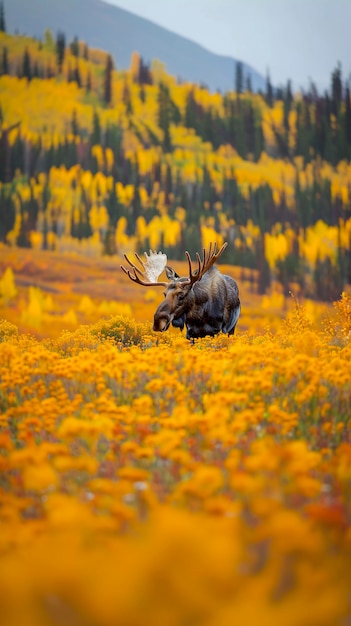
[0,292,350,626]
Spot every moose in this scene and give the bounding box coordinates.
[121,242,240,341]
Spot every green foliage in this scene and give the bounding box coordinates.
[0,185,15,241]
[0,1,5,33]
[0,319,18,342]
[103,54,113,106]
[56,31,65,72]
[90,315,170,349]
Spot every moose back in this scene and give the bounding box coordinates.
[121,242,240,340]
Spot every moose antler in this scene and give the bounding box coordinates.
[121,250,169,287]
[184,242,228,286]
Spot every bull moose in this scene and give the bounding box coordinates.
[121,242,240,340]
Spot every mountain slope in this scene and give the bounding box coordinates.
[5,0,266,93]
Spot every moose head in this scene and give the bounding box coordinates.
[121,242,240,340]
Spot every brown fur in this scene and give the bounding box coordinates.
[153,265,240,340]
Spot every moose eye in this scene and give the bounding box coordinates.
[177,292,185,301]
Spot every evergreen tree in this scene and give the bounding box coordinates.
[105,184,120,229]
[314,255,344,301]
[56,31,65,72]
[234,116,247,158]
[331,63,342,115]
[0,187,15,242]
[32,61,40,78]
[202,109,214,145]
[276,254,298,298]
[344,86,351,146]
[283,79,293,133]
[73,61,81,87]
[91,109,101,145]
[1,46,8,75]
[66,62,73,82]
[46,62,53,79]
[131,174,141,223]
[70,36,79,57]
[164,163,173,205]
[244,102,255,156]
[235,61,243,95]
[256,234,271,294]
[158,82,172,151]
[123,80,133,115]
[254,118,264,161]
[83,43,89,61]
[0,1,6,32]
[71,109,79,136]
[183,223,202,254]
[86,69,92,93]
[22,48,32,80]
[105,123,122,158]
[265,68,273,107]
[138,57,152,84]
[103,54,113,106]
[246,74,252,93]
[184,89,197,129]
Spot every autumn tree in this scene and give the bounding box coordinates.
[44,29,55,51]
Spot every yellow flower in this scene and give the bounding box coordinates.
[181,466,224,499]
[23,463,58,492]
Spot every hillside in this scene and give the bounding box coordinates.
[5,0,266,94]
[0,23,351,306]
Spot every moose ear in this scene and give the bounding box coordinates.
[165,265,180,280]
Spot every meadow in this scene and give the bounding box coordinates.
[0,245,351,626]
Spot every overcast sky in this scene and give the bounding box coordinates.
[106,0,350,91]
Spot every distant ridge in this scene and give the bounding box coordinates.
[5,0,266,93]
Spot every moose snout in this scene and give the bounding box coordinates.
[153,301,172,332]
[153,315,171,332]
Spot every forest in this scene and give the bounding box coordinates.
[1,4,351,302]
